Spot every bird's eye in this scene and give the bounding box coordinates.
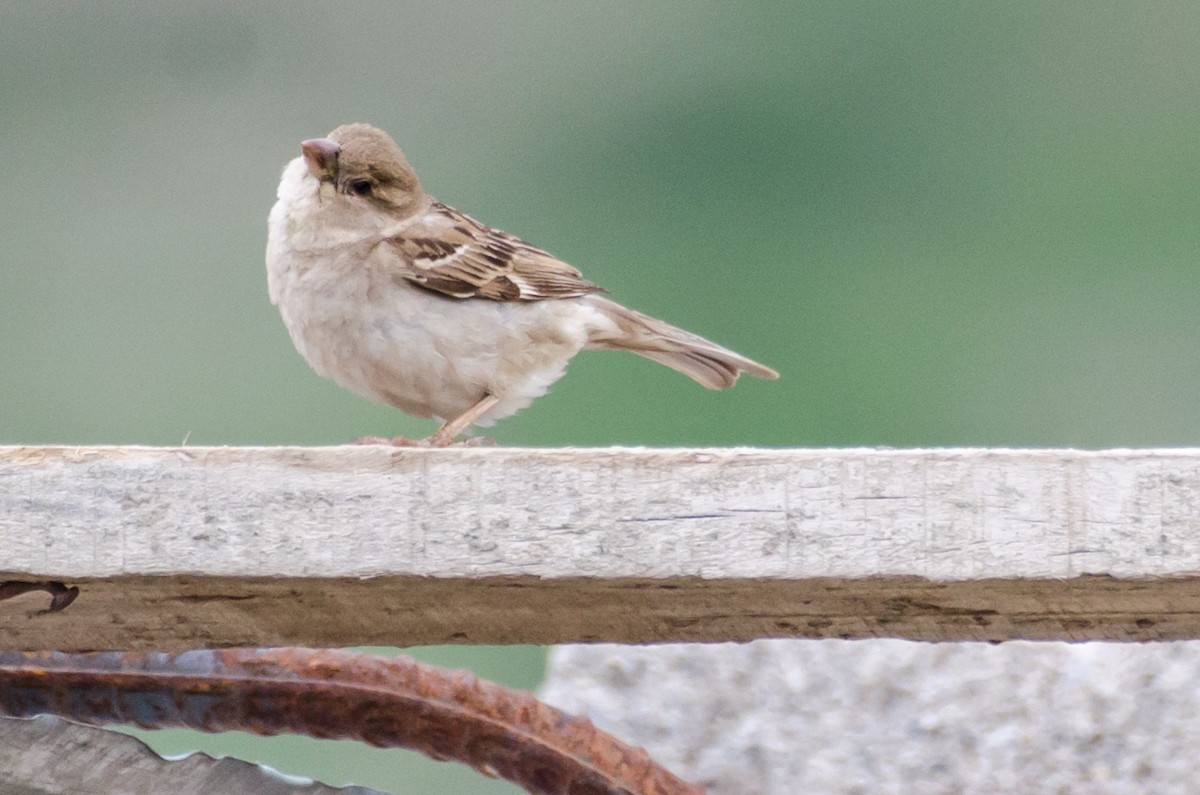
[347,179,373,196]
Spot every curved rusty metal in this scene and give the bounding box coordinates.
[0,647,702,795]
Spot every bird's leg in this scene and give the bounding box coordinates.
[425,393,500,447]
[351,394,500,447]
[353,435,411,445]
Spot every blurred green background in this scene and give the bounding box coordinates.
[2,1,1198,792]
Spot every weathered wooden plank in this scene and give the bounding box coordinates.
[3,446,1200,649]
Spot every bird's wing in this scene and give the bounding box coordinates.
[383,202,602,301]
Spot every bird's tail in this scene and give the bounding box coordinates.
[584,296,779,390]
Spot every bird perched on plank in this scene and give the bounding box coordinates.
[266,123,778,446]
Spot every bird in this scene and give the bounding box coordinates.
[266,123,778,446]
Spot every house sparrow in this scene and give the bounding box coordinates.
[266,123,778,446]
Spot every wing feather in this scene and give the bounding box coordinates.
[385,202,602,301]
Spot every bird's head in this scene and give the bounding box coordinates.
[298,123,426,220]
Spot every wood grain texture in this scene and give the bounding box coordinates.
[4,445,1200,649]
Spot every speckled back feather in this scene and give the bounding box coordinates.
[387,203,603,301]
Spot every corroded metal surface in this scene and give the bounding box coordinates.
[0,715,386,795]
[0,648,702,795]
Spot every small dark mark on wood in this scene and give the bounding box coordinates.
[0,581,79,613]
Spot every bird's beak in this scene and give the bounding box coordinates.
[301,138,340,182]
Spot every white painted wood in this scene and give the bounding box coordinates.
[4,445,1200,649]
[8,445,1200,579]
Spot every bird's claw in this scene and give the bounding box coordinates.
[351,435,494,448]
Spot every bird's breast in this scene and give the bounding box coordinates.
[272,257,599,424]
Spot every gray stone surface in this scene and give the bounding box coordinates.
[542,640,1200,794]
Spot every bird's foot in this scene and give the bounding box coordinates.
[352,435,418,446]
[351,435,494,448]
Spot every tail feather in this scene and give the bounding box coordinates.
[585,297,779,390]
